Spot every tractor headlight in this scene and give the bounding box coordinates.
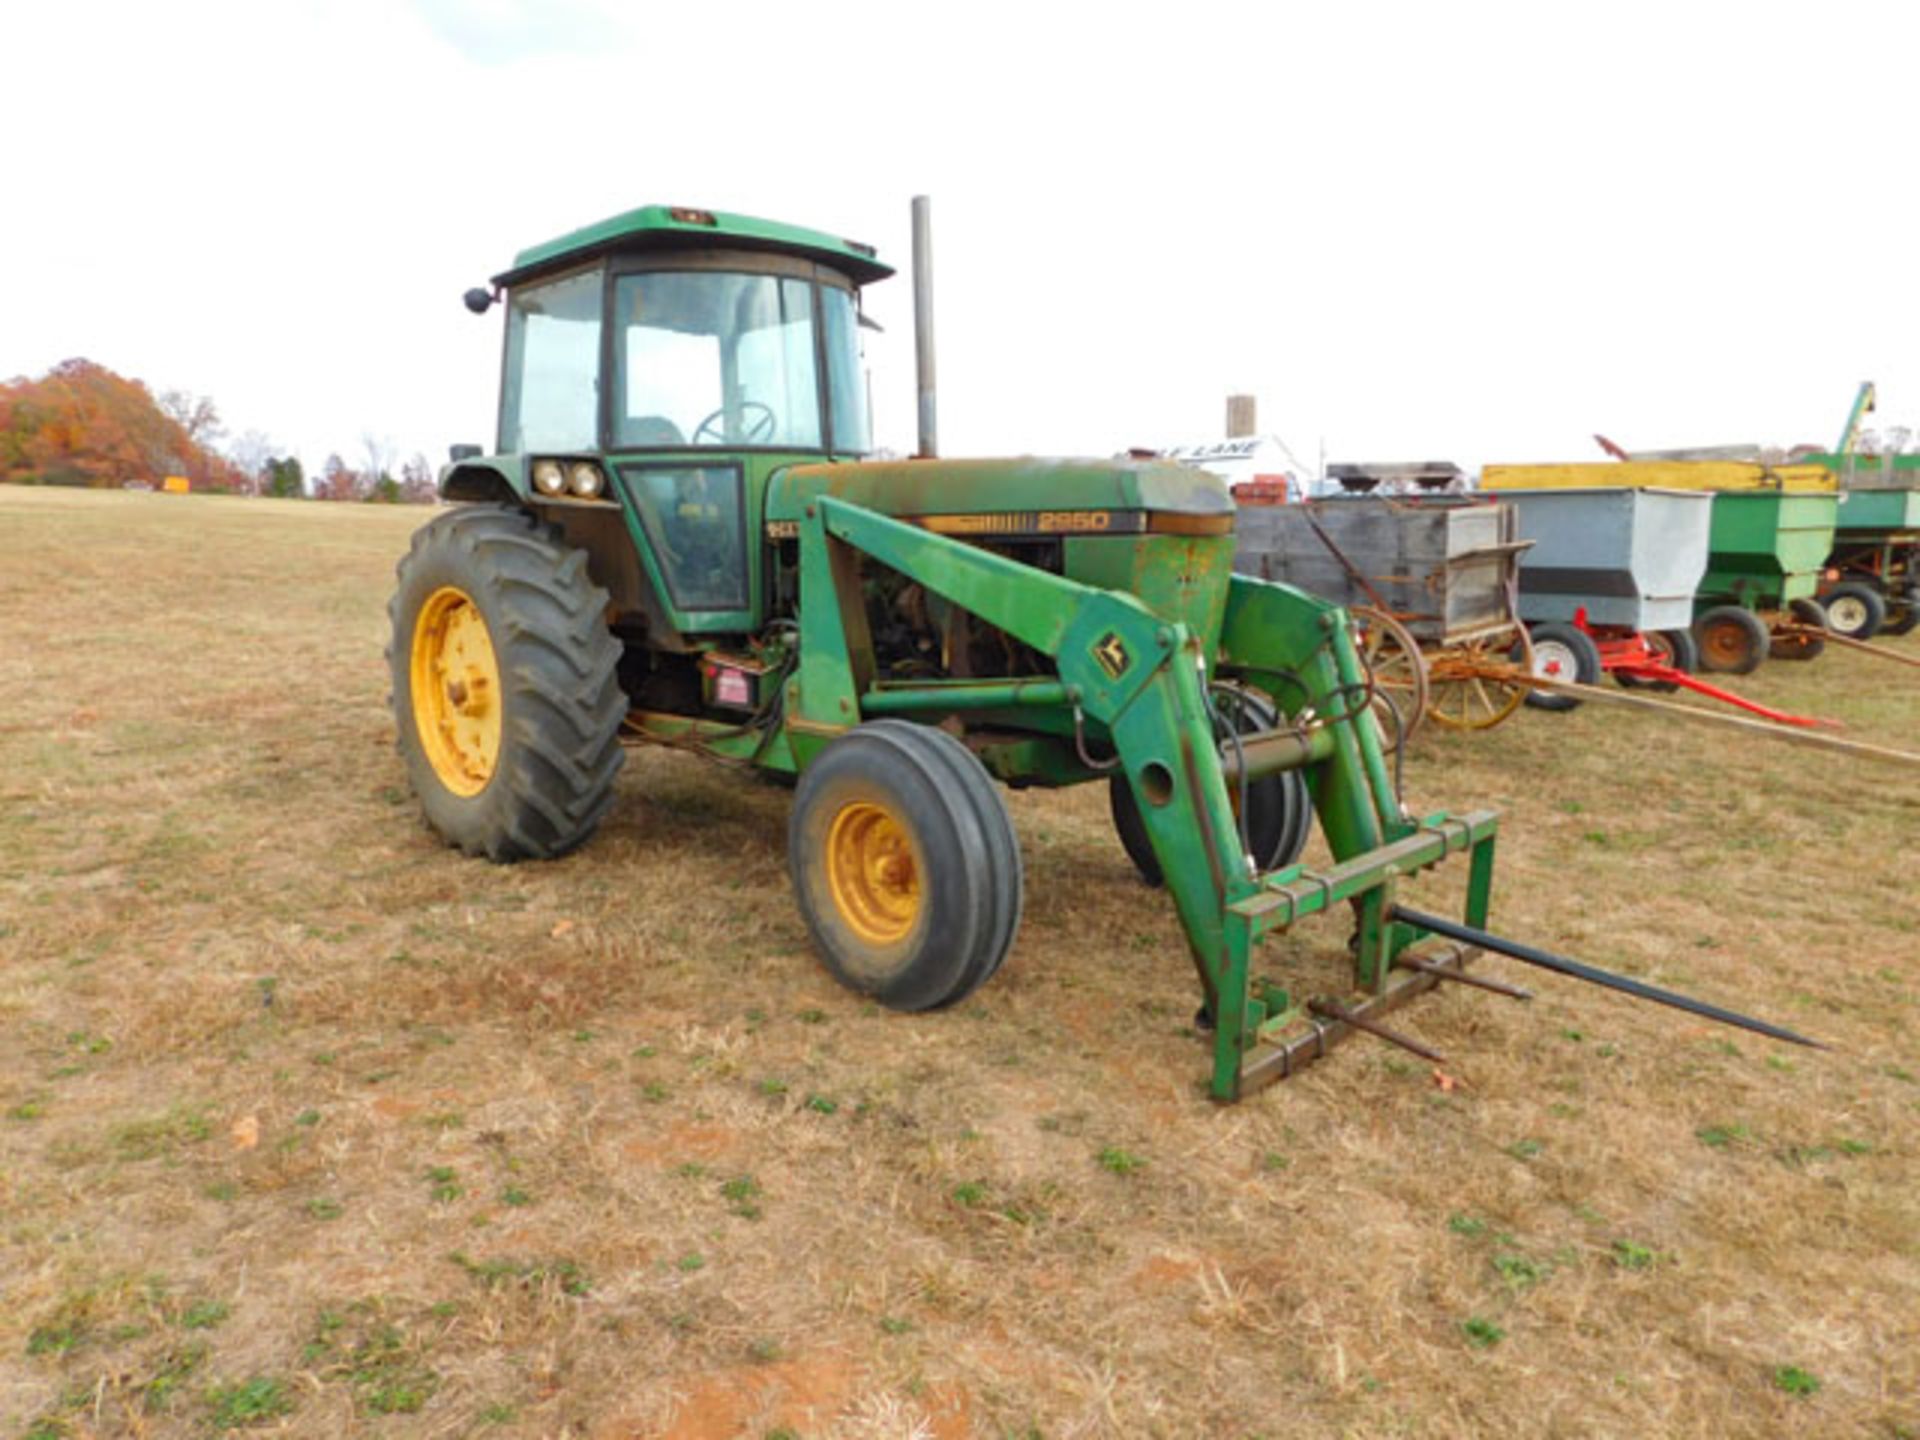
[568,462,605,499]
[532,459,567,496]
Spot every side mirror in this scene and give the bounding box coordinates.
[449,444,483,462]
[462,287,496,315]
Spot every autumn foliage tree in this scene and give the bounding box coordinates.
[318,452,363,502]
[399,453,436,504]
[2,357,437,502]
[159,388,224,451]
[0,359,246,491]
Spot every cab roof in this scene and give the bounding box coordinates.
[492,205,894,289]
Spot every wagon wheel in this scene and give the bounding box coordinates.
[1769,599,1827,662]
[1350,606,1429,750]
[1425,632,1531,731]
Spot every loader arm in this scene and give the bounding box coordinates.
[790,496,1502,1099]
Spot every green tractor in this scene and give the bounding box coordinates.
[388,201,1815,1099]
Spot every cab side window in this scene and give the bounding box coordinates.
[500,269,601,453]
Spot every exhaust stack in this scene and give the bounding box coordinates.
[912,195,938,458]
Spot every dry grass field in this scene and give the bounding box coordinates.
[2,484,1916,1439]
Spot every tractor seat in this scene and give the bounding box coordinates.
[626,415,686,448]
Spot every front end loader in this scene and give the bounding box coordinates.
[388,200,1817,1102]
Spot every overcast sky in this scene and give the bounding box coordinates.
[4,0,1916,479]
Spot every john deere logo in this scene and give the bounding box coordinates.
[1093,631,1130,680]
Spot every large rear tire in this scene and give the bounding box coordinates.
[1693,605,1770,675]
[387,504,625,861]
[790,720,1022,1012]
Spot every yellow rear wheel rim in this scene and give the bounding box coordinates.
[825,801,920,945]
[410,585,502,796]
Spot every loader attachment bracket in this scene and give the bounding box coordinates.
[1214,810,1499,1101]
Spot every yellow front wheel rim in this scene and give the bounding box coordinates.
[825,802,920,945]
[410,586,502,796]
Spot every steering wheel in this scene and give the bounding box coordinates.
[691,400,777,446]
[695,401,775,445]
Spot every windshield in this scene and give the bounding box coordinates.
[612,271,867,452]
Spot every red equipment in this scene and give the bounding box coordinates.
[1567,609,1834,729]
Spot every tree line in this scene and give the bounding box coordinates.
[0,358,437,503]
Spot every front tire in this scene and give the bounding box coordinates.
[387,504,625,861]
[790,721,1022,1012]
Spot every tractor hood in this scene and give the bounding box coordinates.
[765,457,1234,537]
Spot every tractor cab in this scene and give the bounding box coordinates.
[447,205,892,640]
